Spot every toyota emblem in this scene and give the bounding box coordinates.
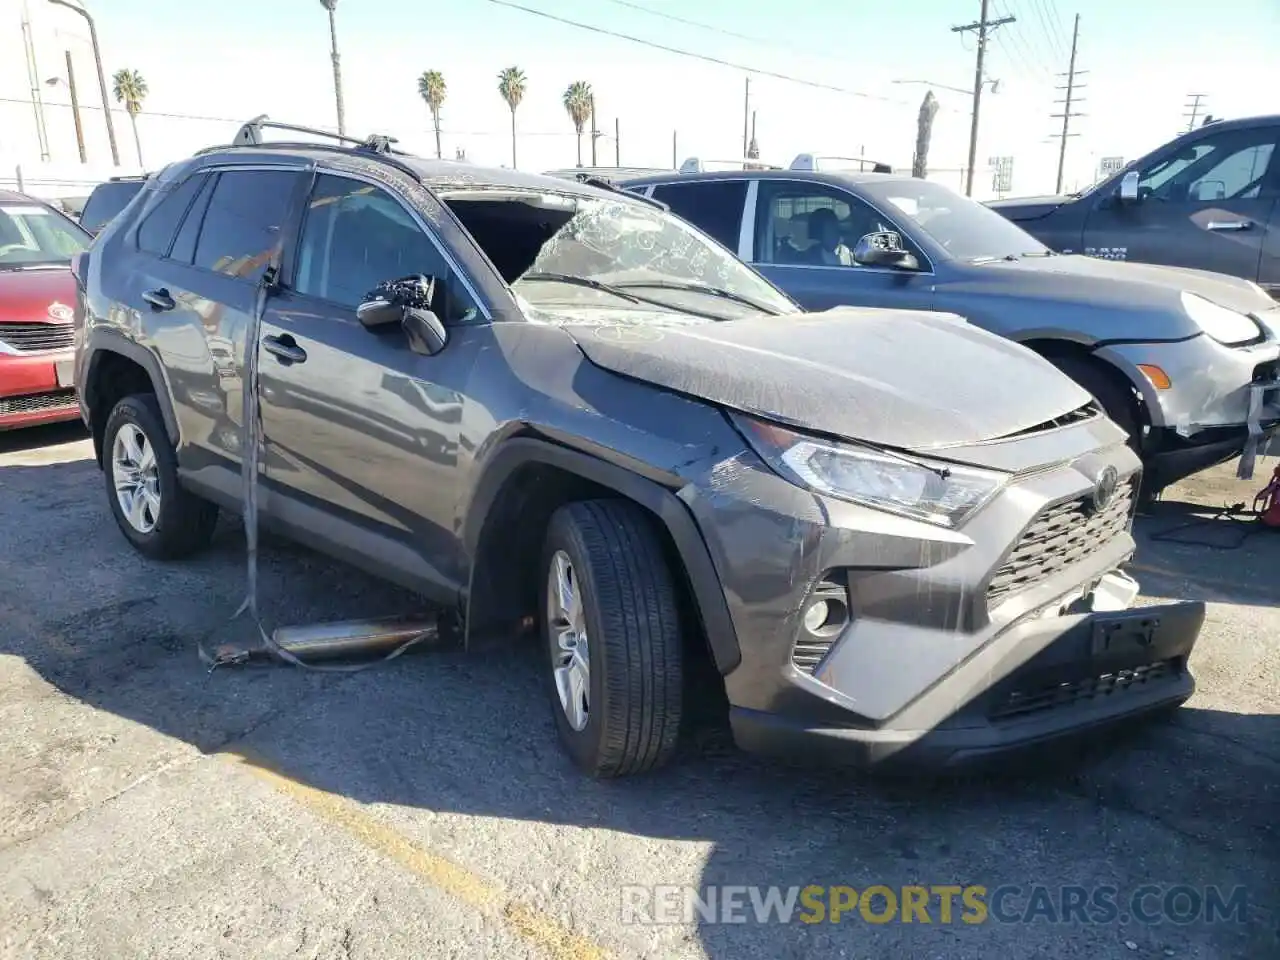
[1091,465,1119,513]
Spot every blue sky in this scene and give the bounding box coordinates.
[19,0,1280,196]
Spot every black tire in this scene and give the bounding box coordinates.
[102,392,218,559]
[1049,355,1161,503]
[540,499,684,778]
[1050,355,1142,450]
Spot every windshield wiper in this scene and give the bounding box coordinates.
[613,280,782,316]
[518,272,643,304]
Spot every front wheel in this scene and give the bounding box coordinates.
[540,499,684,778]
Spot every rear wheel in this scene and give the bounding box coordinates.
[540,499,684,777]
[103,393,218,559]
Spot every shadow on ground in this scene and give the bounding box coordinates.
[1,436,1276,959]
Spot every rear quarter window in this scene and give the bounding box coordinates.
[648,180,747,251]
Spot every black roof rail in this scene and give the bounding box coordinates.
[231,114,404,156]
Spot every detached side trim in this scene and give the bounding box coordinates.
[464,437,742,674]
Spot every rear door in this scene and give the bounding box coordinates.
[748,179,935,311]
[256,171,487,597]
[1080,123,1279,282]
[124,165,305,490]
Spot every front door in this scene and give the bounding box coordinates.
[748,180,934,312]
[257,172,485,599]
[1081,123,1280,284]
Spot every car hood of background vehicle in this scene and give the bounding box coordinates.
[559,306,1093,451]
[972,254,1277,319]
[985,194,1075,220]
[0,267,75,325]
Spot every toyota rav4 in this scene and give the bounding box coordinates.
[72,119,1205,777]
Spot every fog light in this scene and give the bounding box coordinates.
[803,600,831,633]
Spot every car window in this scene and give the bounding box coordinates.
[648,180,746,250]
[754,181,899,267]
[137,173,207,256]
[0,202,89,266]
[192,169,298,283]
[1137,127,1279,202]
[80,180,145,234]
[169,174,217,265]
[294,174,473,319]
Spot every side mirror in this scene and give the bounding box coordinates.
[356,295,405,329]
[403,307,448,356]
[1118,170,1140,203]
[852,231,920,271]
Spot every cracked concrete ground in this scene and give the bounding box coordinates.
[0,421,1276,960]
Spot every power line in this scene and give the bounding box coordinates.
[1026,0,1067,60]
[482,0,907,104]
[1049,13,1084,194]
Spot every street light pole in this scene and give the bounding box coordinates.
[47,0,119,166]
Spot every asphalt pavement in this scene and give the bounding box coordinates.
[0,421,1276,960]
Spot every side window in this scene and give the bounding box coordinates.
[81,181,145,234]
[169,174,217,265]
[294,174,474,321]
[136,174,206,256]
[649,180,746,250]
[192,169,299,283]
[754,181,896,267]
[1137,128,1279,202]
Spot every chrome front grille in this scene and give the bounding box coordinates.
[987,477,1136,608]
[0,323,74,353]
[0,389,77,415]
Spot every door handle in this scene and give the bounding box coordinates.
[1205,220,1254,232]
[142,287,175,311]
[262,334,307,364]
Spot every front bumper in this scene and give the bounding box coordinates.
[0,350,79,430]
[681,414,1204,771]
[730,598,1203,770]
[1095,335,1280,481]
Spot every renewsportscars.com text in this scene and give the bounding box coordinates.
[619,884,1250,926]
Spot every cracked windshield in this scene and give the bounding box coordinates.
[2,0,1274,958]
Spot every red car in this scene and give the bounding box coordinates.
[0,190,92,431]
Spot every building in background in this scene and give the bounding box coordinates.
[0,0,141,200]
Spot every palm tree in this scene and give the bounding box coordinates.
[319,0,346,135]
[562,81,593,167]
[111,69,147,168]
[417,70,447,159]
[497,67,526,169]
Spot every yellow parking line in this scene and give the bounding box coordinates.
[219,750,611,960]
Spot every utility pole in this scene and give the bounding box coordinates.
[742,77,750,158]
[1051,13,1085,194]
[1183,93,1207,132]
[672,130,677,169]
[952,0,1015,197]
[47,0,120,166]
[589,95,598,166]
[64,50,87,163]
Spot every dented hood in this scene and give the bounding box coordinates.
[560,306,1093,452]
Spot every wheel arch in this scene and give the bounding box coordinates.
[463,436,742,675]
[83,333,180,468]
[1020,336,1160,430]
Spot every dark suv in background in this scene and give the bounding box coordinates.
[988,115,1279,297]
[78,175,148,237]
[73,119,1204,777]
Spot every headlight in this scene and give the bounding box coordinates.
[1180,291,1261,346]
[735,415,1007,528]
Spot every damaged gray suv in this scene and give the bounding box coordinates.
[72,119,1205,777]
